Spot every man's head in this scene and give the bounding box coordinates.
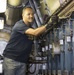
[22,7,34,25]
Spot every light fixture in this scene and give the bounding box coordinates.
[0,0,7,13]
[0,18,4,29]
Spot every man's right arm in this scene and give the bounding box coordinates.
[25,15,59,36]
[25,25,47,36]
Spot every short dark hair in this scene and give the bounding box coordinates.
[22,6,33,14]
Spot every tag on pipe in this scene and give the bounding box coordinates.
[66,36,71,42]
[60,39,63,45]
[49,44,52,49]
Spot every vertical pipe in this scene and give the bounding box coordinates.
[64,19,73,75]
[64,20,70,75]
[49,31,54,75]
[32,0,43,24]
[60,24,65,75]
[8,0,23,6]
[29,0,41,27]
[68,19,73,75]
[46,33,51,75]
[72,19,74,75]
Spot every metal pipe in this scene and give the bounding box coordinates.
[5,6,22,25]
[72,19,74,75]
[29,0,41,27]
[32,0,43,24]
[8,0,23,6]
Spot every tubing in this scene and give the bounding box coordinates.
[67,19,73,75]
[64,19,73,75]
[32,0,43,24]
[59,24,65,75]
[72,19,74,74]
[8,0,23,6]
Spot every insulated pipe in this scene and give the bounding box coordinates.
[5,6,22,25]
[29,0,41,27]
[43,0,51,16]
[6,0,23,25]
[32,0,43,24]
[8,0,23,6]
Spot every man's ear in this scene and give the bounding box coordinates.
[22,13,23,17]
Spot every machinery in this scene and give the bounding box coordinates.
[0,0,74,75]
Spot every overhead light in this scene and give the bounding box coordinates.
[0,18,4,29]
[0,0,7,13]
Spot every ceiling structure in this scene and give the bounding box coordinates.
[0,0,73,26]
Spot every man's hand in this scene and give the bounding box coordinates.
[51,15,59,24]
[45,22,53,29]
[43,14,50,24]
[45,15,59,29]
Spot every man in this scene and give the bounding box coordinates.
[3,7,48,75]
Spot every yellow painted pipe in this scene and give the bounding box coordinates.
[8,0,22,6]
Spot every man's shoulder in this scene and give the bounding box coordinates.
[12,20,27,31]
[16,20,24,24]
[14,20,25,27]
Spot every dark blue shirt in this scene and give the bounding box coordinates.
[3,20,33,63]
